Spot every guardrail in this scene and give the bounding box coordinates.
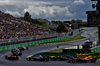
[0,28,81,44]
[0,34,59,44]
[0,28,97,51]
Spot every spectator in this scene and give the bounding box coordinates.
[0,11,57,40]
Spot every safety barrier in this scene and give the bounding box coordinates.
[0,29,97,51]
[91,46,100,52]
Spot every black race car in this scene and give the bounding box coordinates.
[5,55,19,60]
[18,46,29,52]
[50,55,76,61]
[58,55,74,61]
[26,55,49,61]
[50,56,59,61]
[11,48,22,56]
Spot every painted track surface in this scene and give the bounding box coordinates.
[0,29,100,66]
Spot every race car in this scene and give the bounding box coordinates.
[18,46,29,52]
[58,55,74,61]
[67,56,97,63]
[82,41,94,48]
[5,55,19,60]
[50,55,75,61]
[50,56,59,61]
[26,55,49,61]
[11,48,22,56]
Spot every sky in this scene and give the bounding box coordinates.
[0,0,96,21]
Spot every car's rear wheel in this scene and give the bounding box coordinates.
[5,56,8,59]
[72,60,75,63]
[91,59,96,63]
[46,56,49,61]
[16,57,19,60]
[8,57,11,60]
[26,47,29,50]
[13,57,16,60]
[19,53,22,56]
[27,57,31,61]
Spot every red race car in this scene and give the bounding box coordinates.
[67,56,97,63]
[5,55,19,60]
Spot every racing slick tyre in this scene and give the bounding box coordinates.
[8,57,11,60]
[50,57,57,61]
[26,47,29,50]
[41,57,45,61]
[22,48,25,51]
[72,60,75,63]
[90,59,96,63]
[12,57,16,60]
[27,57,31,61]
[16,57,19,60]
[5,56,8,59]
[45,56,49,61]
[19,53,22,56]
[26,58,29,61]
[67,59,75,63]
[26,58,31,61]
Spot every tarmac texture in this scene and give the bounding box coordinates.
[0,29,100,66]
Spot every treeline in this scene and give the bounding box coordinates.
[51,20,68,32]
[71,19,87,29]
[20,12,87,33]
[20,12,68,33]
[20,12,49,29]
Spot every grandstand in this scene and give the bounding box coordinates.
[0,11,57,40]
[0,11,75,45]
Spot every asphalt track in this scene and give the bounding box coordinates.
[0,29,100,66]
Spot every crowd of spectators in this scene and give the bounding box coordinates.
[0,11,57,39]
[47,21,58,30]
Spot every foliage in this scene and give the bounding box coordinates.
[57,22,67,32]
[22,12,50,29]
[51,20,62,24]
[31,18,50,29]
[22,12,87,32]
[24,11,31,22]
[71,19,87,29]
[51,20,68,32]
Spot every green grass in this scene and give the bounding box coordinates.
[94,50,100,53]
[34,29,100,58]
[59,33,85,42]
[42,32,85,53]
[44,33,85,44]
[47,48,63,53]
[39,32,85,53]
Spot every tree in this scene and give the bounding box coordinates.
[71,19,83,29]
[24,11,31,22]
[56,22,67,33]
[31,18,50,29]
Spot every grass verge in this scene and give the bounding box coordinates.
[33,29,100,59]
[45,32,85,53]
[43,32,85,44]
